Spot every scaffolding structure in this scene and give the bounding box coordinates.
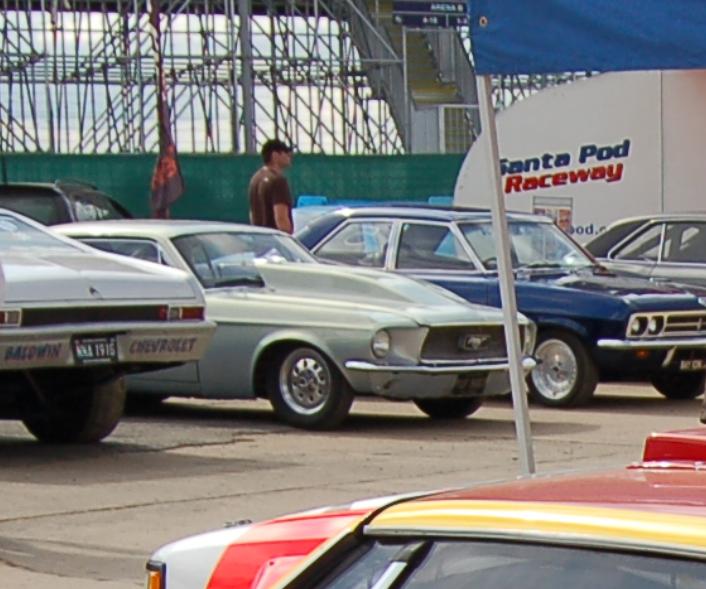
[0,0,405,154]
[0,0,586,155]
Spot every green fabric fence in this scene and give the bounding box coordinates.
[1,153,465,222]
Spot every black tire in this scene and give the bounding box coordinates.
[528,330,597,407]
[651,372,706,399]
[414,397,483,419]
[267,347,353,429]
[21,377,127,443]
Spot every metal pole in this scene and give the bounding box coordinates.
[477,75,535,476]
[226,0,240,152]
[402,26,410,152]
[238,0,256,153]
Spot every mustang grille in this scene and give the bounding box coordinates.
[421,325,515,362]
[21,305,166,327]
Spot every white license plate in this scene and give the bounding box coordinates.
[72,335,118,364]
[679,359,706,371]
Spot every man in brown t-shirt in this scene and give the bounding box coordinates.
[248,139,294,234]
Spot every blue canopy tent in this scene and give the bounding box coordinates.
[470,1,706,75]
[467,0,706,475]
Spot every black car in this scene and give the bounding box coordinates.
[298,207,706,407]
[0,180,132,225]
[586,214,706,288]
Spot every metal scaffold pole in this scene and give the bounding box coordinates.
[238,0,256,153]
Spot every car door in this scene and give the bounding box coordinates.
[392,221,491,305]
[195,278,262,398]
[653,221,706,287]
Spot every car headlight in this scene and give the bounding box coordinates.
[628,316,647,337]
[647,315,664,335]
[371,330,391,358]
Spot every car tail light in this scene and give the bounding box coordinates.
[178,306,205,320]
[162,305,205,321]
[0,309,22,327]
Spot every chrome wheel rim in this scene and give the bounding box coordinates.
[279,353,331,415]
[531,338,578,401]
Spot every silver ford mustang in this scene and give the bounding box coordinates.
[56,220,536,429]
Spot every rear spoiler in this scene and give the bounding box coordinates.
[641,428,706,463]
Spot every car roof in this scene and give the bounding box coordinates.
[54,218,285,239]
[328,206,549,223]
[607,212,706,225]
[0,182,61,194]
[424,467,706,515]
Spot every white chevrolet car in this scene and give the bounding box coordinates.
[0,208,215,443]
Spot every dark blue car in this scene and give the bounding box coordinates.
[297,207,706,407]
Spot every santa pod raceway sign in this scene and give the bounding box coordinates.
[501,139,629,193]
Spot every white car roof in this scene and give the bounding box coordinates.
[53,219,285,239]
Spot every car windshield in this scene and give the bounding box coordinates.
[460,220,595,270]
[0,213,77,252]
[172,230,316,288]
[68,191,128,221]
[314,539,706,589]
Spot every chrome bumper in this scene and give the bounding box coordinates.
[597,337,706,350]
[345,356,536,374]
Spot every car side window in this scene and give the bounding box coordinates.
[662,222,706,263]
[613,224,662,261]
[397,223,473,270]
[80,238,164,264]
[316,221,393,267]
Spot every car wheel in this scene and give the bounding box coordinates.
[21,377,127,443]
[528,330,597,407]
[267,347,353,429]
[414,398,483,419]
[651,372,706,399]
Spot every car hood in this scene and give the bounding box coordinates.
[1,251,199,304]
[519,267,703,309]
[224,263,525,326]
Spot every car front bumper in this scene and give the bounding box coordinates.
[0,321,216,371]
[597,337,706,350]
[343,356,536,399]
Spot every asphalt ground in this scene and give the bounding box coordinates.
[0,383,703,589]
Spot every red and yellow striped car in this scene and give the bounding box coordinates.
[146,428,706,589]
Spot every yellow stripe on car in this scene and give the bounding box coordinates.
[366,500,706,550]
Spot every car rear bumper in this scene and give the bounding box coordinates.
[0,321,216,370]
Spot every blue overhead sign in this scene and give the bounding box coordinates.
[393,0,468,28]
